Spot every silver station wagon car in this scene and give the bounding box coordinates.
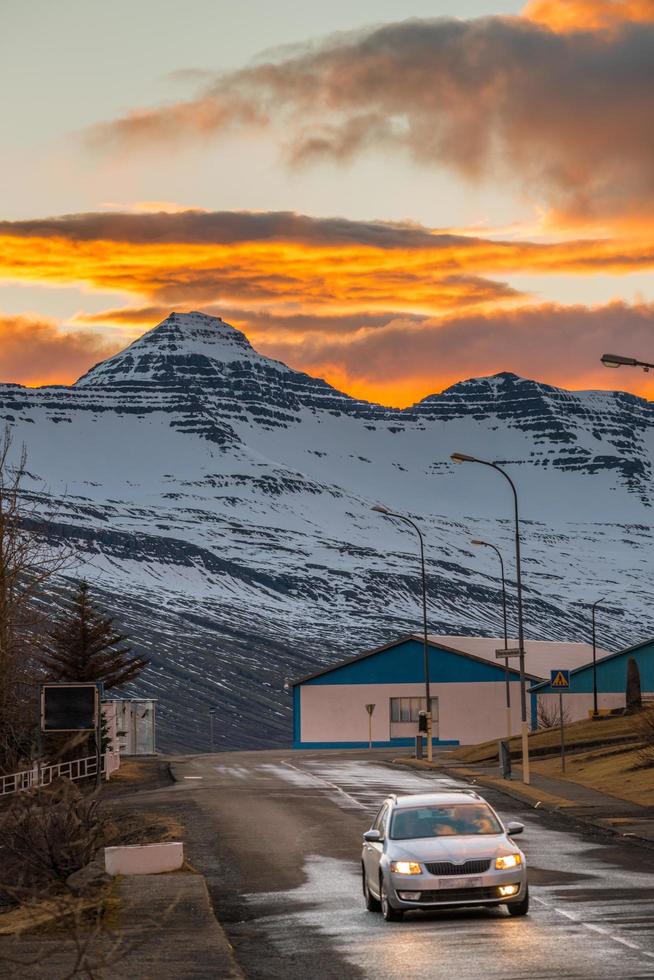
[361,790,528,921]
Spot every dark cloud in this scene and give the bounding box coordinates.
[0,210,467,250]
[77,304,428,334]
[85,12,654,222]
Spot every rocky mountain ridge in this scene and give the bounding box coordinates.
[1,312,652,750]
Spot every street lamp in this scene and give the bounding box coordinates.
[601,353,654,372]
[591,597,606,718]
[451,453,531,784]
[372,504,433,761]
[471,538,511,740]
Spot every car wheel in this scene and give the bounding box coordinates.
[362,866,381,912]
[380,879,403,922]
[507,886,529,917]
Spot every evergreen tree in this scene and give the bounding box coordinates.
[38,581,148,689]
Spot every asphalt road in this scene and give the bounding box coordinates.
[172,749,654,980]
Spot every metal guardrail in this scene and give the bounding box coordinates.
[0,750,120,797]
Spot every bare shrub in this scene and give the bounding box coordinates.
[0,780,104,905]
[0,426,70,773]
[537,696,571,729]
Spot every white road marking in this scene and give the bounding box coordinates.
[280,759,368,810]
[532,896,654,961]
[213,765,252,779]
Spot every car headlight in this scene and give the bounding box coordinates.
[495,854,522,870]
[390,861,422,875]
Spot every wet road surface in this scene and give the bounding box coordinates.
[172,750,654,979]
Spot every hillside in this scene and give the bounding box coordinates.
[1,311,652,751]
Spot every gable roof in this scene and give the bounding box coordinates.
[291,634,543,687]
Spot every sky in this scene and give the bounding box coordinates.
[2,0,654,405]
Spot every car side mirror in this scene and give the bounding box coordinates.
[363,829,382,843]
[506,821,524,836]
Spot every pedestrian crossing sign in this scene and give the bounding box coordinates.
[550,669,570,689]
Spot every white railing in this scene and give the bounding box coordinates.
[0,749,120,797]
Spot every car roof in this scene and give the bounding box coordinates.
[389,791,488,809]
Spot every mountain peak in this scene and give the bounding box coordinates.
[75,311,262,387]
[152,311,254,353]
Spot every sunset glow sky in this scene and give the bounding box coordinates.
[3,0,654,404]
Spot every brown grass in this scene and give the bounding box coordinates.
[530,744,654,807]
[451,714,639,764]
[0,883,115,937]
[106,760,155,784]
[103,810,184,848]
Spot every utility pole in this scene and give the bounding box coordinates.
[452,454,530,784]
[591,597,606,717]
[472,539,511,740]
[372,506,433,761]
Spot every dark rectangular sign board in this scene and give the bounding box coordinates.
[41,684,98,732]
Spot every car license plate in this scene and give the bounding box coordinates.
[439,877,482,889]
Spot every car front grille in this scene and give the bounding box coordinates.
[424,859,492,876]
[409,886,509,903]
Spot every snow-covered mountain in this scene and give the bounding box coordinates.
[2,311,653,750]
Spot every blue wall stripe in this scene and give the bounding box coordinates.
[292,738,461,750]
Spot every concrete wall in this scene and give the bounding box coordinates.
[299,681,531,747]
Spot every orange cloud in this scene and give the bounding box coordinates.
[0,212,532,314]
[523,0,654,32]
[4,300,654,408]
[2,212,654,319]
[4,210,654,404]
[256,301,654,406]
[0,315,120,386]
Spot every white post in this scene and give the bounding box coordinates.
[559,691,566,773]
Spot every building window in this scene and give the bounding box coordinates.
[390,697,438,723]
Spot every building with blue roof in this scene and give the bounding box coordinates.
[290,634,597,749]
[530,637,654,722]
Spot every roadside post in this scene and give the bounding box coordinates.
[209,707,216,752]
[550,669,570,772]
[417,710,428,759]
[365,703,375,749]
[498,740,512,780]
[495,646,520,739]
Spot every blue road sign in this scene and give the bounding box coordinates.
[550,669,571,689]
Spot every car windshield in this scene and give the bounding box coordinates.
[390,803,503,839]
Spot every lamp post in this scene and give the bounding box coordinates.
[451,453,530,784]
[372,505,433,761]
[591,597,606,718]
[471,538,511,740]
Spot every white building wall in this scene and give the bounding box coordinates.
[300,682,532,745]
[537,692,625,724]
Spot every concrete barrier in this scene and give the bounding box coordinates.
[105,841,184,875]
